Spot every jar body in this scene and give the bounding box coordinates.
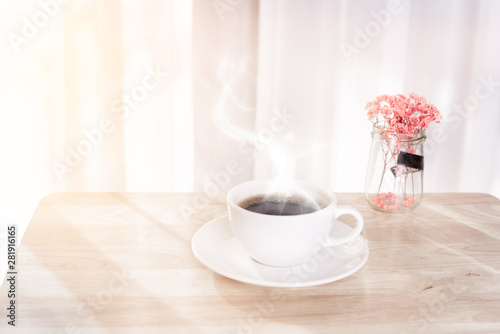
[364,126,426,213]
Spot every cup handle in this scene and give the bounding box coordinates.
[324,205,364,246]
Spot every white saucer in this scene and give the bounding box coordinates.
[191,215,369,288]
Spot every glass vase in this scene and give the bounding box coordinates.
[364,125,426,213]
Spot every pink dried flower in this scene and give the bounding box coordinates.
[403,197,415,207]
[371,192,401,210]
[366,93,441,135]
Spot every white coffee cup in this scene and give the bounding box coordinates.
[227,179,364,267]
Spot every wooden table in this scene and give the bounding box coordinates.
[1,193,500,333]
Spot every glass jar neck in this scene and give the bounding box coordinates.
[371,124,426,143]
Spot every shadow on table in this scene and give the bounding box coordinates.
[210,266,374,332]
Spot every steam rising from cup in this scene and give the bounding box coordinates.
[212,57,321,211]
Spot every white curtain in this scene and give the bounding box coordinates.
[1,0,500,239]
[193,0,500,197]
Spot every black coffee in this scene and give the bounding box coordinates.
[238,194,321,216]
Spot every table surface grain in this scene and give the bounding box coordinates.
[1,192,500,334]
